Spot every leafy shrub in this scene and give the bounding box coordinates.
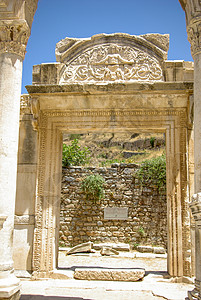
[136,153,166,192]
[62,139,90,167]
[81,174,105,202]
[150,136,155,148]
[138,227,146,237]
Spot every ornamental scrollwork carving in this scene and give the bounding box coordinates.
[0,21,30,58]
[60,44,163,83]
[20,94,31,114]
[190,193,201,228]
[30,96,40,131]
[187,18,201,57]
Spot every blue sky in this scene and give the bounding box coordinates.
[21,0,192,94]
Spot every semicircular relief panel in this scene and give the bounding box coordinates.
[59,44,163,83]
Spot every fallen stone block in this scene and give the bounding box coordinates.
[153,247,166,254]
[136,245,153,253]
[93,243,130,251]
[66,241,93,255]
[74,267,145,281]
[100,246,119,256]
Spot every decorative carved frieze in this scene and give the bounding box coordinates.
[20,94,31,114]
[0,20,30,58]
[14,215,35,225]
[60,43,163,83]
[56,33,169,84]
[190,193,201,228]
[30,96,40,131]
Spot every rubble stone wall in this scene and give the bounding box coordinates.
[60,164,167,248]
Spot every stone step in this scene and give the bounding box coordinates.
[74,267,145,282]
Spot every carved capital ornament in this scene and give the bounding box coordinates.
[179,0,201,57]
[187,17,201,57]
[0,21,30,58]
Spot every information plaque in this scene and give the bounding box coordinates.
[104,207,128,220]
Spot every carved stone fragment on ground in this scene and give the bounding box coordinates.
[100,246,119,256]
[93,243,130,252]
[137,245,166,254]
[74,267,145,281]
[66,241,93,255]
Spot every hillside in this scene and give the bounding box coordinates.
[63,132,166,166]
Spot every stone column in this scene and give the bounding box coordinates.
[0,21,30,300]
[179,1,201,299]
[188,16,201,300]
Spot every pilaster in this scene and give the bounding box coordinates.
[188,193,201,300]
[179,1,201,299]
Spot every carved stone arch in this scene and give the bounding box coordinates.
[55,33,169,84]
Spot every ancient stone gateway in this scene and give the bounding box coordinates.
[26,33,194,278]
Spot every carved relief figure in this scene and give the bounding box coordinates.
[60,43,163,83]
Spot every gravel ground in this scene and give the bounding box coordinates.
[58,250,167,275]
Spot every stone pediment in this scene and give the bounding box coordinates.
[55,33,169,84]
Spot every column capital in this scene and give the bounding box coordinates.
[0,20,30,59]
[190,193,201,228]
[179,0,201,57]
[0,0,38,59]
[187,17,201,58]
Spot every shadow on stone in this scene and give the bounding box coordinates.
[20,295,93,300]
[144,270,170,278]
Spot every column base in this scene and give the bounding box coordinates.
[186,279,201,300]
[0,271,20,300]
[0,289,20,300]
[187,290,201,300]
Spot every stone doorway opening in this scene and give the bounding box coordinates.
[27,86,192,279]
[26,33,193,279]
[58,131,168,279]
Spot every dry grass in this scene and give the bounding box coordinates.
[63,132,165,166]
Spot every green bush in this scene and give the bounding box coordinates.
[81,174,105,202]
[62,139,90,167]
[136,153,166,192]
[150,136,155,148]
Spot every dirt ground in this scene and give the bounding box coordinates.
[58,250,167,276]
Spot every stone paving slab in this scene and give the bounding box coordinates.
[19,251,193,300]
[20,278,193,300]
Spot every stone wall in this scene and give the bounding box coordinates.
[60,164,167,249]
